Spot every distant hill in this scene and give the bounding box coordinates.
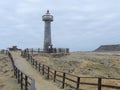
[95,44,120,52]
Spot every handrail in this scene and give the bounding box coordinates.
[6,50,36,90]
[25,48,69,54]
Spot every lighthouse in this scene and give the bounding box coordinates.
[42,10,53,52]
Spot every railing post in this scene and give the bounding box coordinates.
[36,61,37,69]
[25,50,27,57]
[54,70,56,82]
[98,78,102,90]
[23,50,25,57]
[21,72,23,89]
[14,66,16,77]
[29,54,30,60]
[33,59,34,65]
[39,63,41,72]
[27,54,29,60]
[15,67,18,79]
[25,75,28,90]
[76,77,80,90]
[18,70,20,83]
[31,56,32,63]
[62,73,66,89]
[13,65,16,76]
[24,50,26,57]
[47,67,50,79]
[42,64,44,75]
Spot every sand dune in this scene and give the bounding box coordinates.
[0,54,20,90]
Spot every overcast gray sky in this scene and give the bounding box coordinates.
[0,0,120,51]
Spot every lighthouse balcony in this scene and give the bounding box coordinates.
[42,15,53,21]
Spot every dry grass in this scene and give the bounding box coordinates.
[33,51,120,90]
[33,52,120,78]
[0,54,20,90]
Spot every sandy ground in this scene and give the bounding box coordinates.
[2,51,119,90]
[11,51,63,90]
[0,54,20,90]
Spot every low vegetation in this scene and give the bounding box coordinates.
[33,52,120,78]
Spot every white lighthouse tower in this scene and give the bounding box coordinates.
[42,10,53,52]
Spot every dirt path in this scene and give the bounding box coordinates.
[11,51,63,90]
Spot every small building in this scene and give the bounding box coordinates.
[9,46,21,51]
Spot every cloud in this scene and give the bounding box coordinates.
[0,0,120,51]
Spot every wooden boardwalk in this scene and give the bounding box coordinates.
[11,51,63,90]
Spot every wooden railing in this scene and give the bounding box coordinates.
[25,48,69,54]
[21,50,120,90]
[5,50,36,90]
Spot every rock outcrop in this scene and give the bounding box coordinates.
[95,44,120,52]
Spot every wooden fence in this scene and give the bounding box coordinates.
[21,50,120,90]
[5,50,36,90]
